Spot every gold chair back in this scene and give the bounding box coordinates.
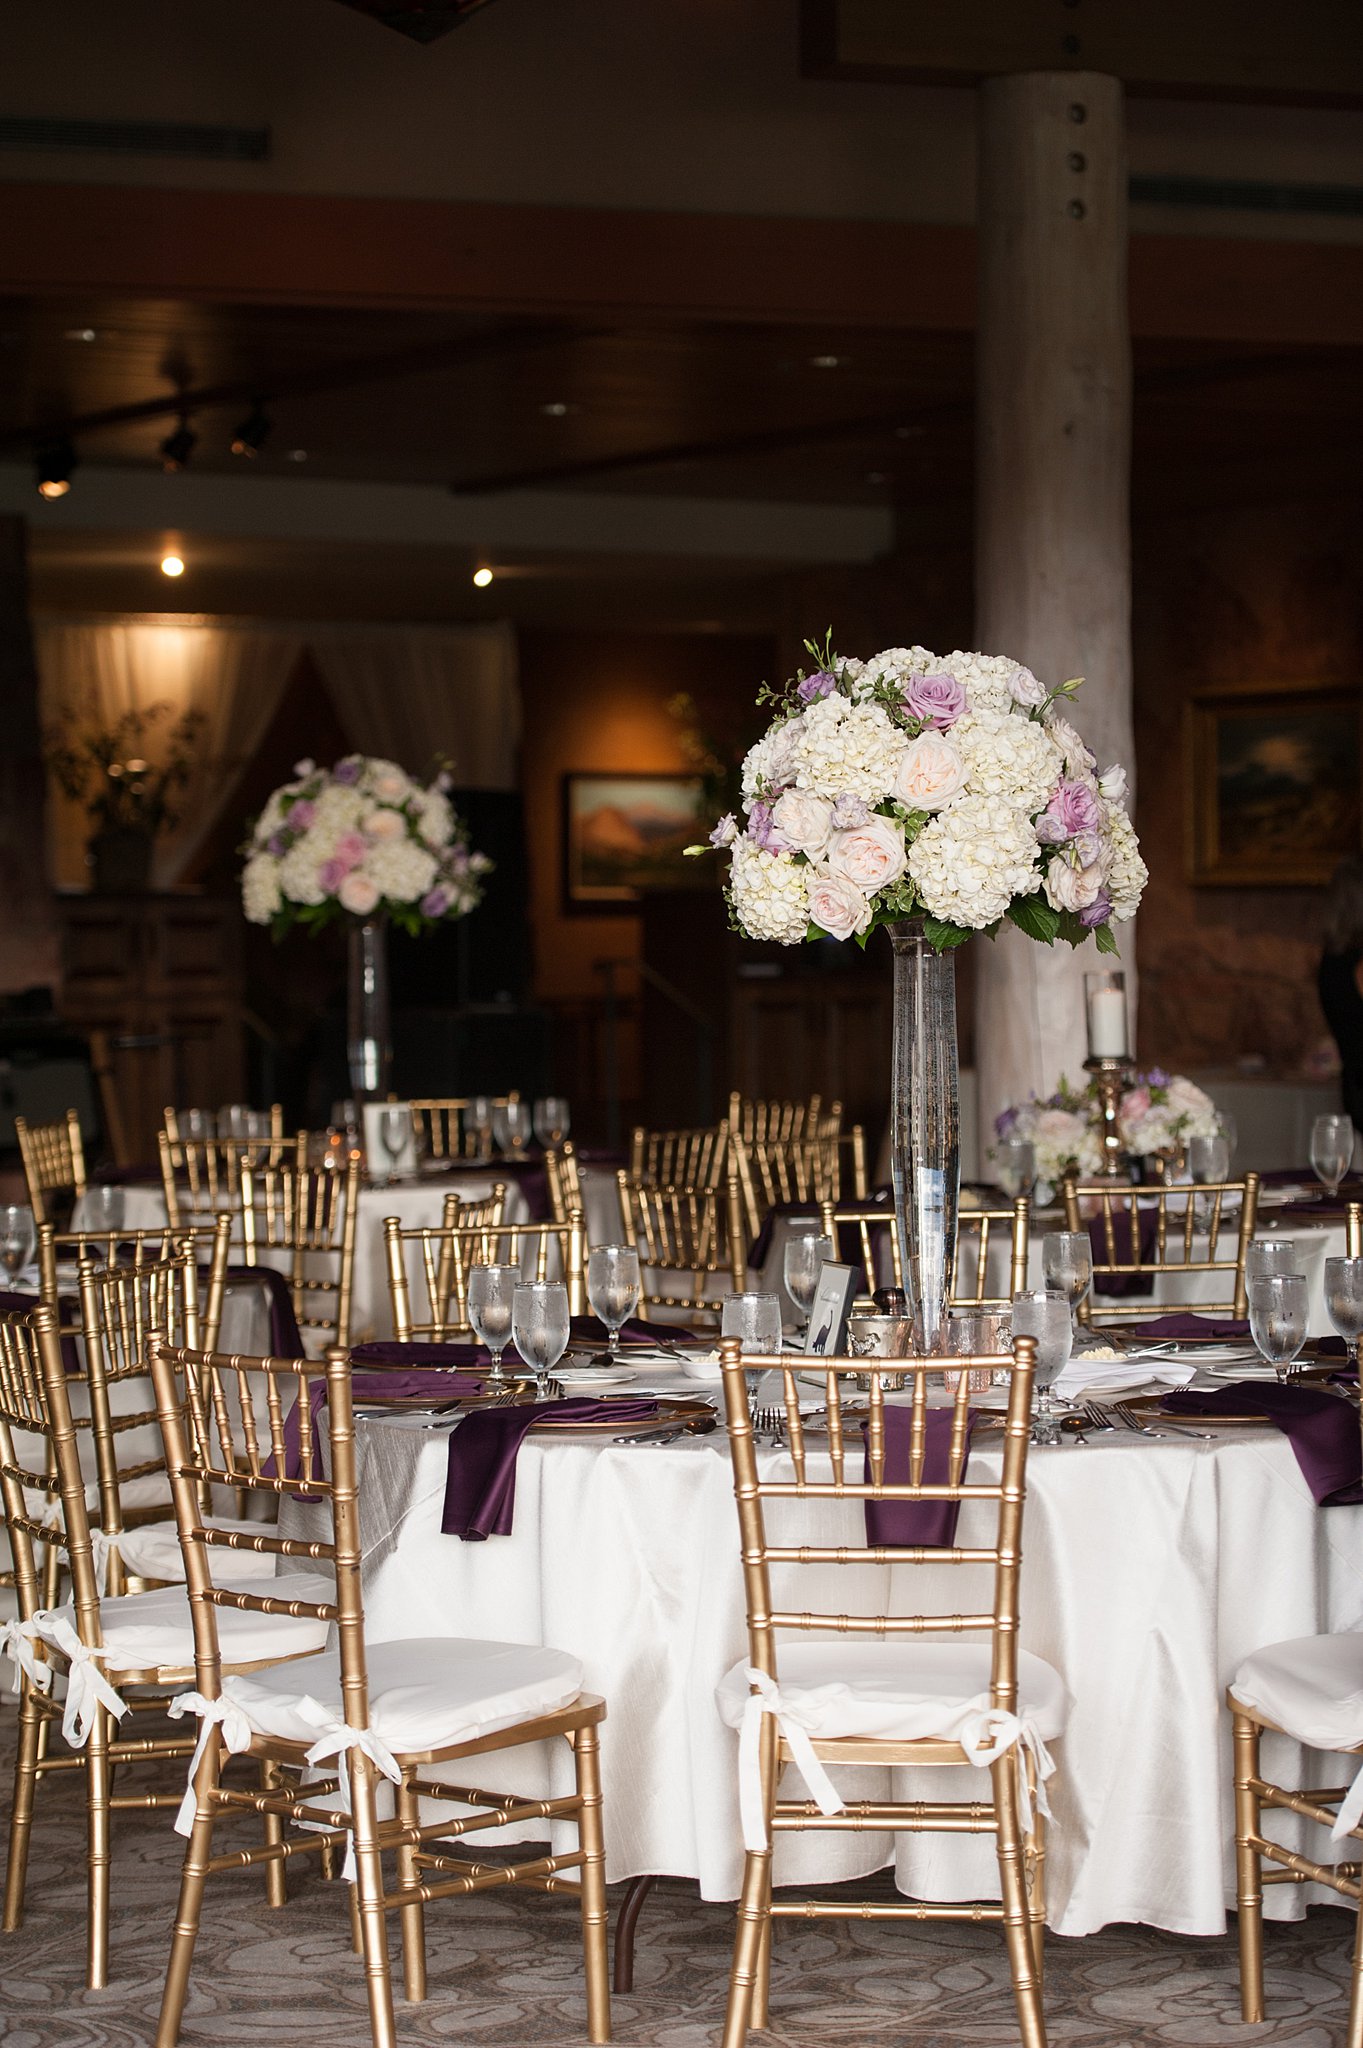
[817,1198,1030,1310]
[628,1121,729,1189]
[0,1304,108,1653]
[732,1126,868,1239]
[1347,1201,1361,1259]
[15,1110,88,1224]
[616,1167,747,1321]
[159,1127,304,1233]
[240,1157,360,1351]
[36,1219,230,1313]
[163,1104,285,1147]
[1061,1173,1261,1322]
[382,1192,589,1342]
[407,1096,518,1165]
[728,1093,841,1144]
[544,1140,584,1223]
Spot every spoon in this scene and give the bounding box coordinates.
[1059,1416,1088,1445]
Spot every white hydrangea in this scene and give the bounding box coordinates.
[1103,805,1147,922]
[278,841,327,906]
[951,709,1063,815]
[312,782,366,835]
[255,789,290,840]
[416,787,454,847]
[741,717,803,800]
[242,855,281,925]
[363,837,439,904]
[938,651,1033,716]
[906,793,1041,929]
[729,840,810,944]
[845,645,939,698]
[791,696,905,802]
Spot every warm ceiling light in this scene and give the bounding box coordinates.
[160,553,185,578]
[230,402,272,457]
[285,447,308,463]
[808,353,843,369]
[539,401,573,417]
[34,435,77,499]
[472,566,494,588]
[64,327,97,343]
[159,418,197,473]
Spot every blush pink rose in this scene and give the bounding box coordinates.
[318,858,346,894]
[363,807,405,842]
[807,870,871,941]
[334,831,368,870]
[1120,1085,1152,1124]
[826,816,907,892]
[893,732,969,813]
[338,871,381,916]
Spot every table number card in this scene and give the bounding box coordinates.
[804,1262,858,1356]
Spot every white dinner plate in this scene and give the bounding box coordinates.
[554,1366,637,1388]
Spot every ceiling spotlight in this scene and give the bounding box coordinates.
[34,435,77,500]
[159,418,197,473]
[539,401,573,417]
[809,353,843,369]
[64,327,98,344]
[472,566,494,588]
[230,402,272,458]
[160,553,185,578]
[285,447,308,463]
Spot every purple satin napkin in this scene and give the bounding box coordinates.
[568,1315,700,1349]
[1162,1383,1363,1505]
[862,1404,978,1549]
[351,1340,484,1367]
[270,1367,487,1483]
[442,1398,657,1541]
[223,1265,306,1359]
[1139,1313,1250,1341]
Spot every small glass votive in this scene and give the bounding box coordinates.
[1084,969,1129,1061]
[943,1306,1011,1396]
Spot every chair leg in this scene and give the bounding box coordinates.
[613,1875,656,1993]
[2,1686,44,1934]
[86,1707,113,1990]
[1231,1711,1265,2024]
[571,1722,612,2044]
[348,1754,398,2048]
[1348,1876,1363,2048]
[722,1848,772,2048]
[393,1770,427,2005]
[1025,1781,1047,1990]
[156,1741,220,2048]
[751,1905,773,2034]
[993,1756,1047,2048]
[347,1880,364,1955]
[260,1759,287,1909]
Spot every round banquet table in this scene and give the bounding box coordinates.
[285,1376,1363,1938]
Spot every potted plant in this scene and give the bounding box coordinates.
[44,701,205,892]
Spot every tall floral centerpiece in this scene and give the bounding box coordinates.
[695,638,1147,1350]
[241,756,492,1099]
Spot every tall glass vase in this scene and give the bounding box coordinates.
[889,918,961,1356]
[346,916,391,1102]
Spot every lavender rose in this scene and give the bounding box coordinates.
[332,758,362,785]
[420,886,450,918]
[797,670,837,704]
[746,800,789,853]
[1035,777,1102,844]
[1078,889,1113,929]
[902,672,967,729]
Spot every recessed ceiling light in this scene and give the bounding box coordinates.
[285,447,308,462]
[472,566,494,588]
[160,553,185,578]
[809,354,843,369]
[539,402,574,417]
[64,327,97,343]
[230,402,272,457]
[34,435,77,499]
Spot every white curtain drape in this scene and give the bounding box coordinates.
[35,621,304,888]
[309,622,519,789]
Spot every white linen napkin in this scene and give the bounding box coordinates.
[1053,1354,1198,1401]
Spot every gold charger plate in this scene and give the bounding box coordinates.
[354,1381,535,1412]
[1122,1393,1275,1428]
[531,1396,715,1436]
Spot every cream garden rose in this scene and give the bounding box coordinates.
[893,731,969,811]
[807,869,872,940]
[770,788,834,858]
[826,816,908,893]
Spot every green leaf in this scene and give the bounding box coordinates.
[1007,896,1061,945]
[1093,922,1120,955]
[923,915,973,952]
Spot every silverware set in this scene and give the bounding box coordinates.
[1081,1399,1213,1441]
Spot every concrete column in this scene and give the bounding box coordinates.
[974,72,1136,1140]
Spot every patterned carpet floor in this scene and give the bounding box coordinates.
[0,1715,1354,2048]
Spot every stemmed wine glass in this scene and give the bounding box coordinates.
[534,1097,571,1148]
[466,1097,493,1161]
[1187,1133,1231,1233]
[181,1108,214,1142]
[1041,1231,1092,1346]
[783,1228,832,1340]
[1246,1237,1297,1287]
[0,1205,37,1287]
[503,1100,533,1160]
[587,1245,640,1366]
[377,1106,410,1185]
[994,1139,1036,1202]
[1247,1271,1309,1383]
[1324,1256,1363,1374]
[467,1263,520,1385]
[512,1280,571,1398]
[1010,1289,1073,1446]
[1310,1115,1354,1198]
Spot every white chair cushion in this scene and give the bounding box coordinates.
[98,1472,174,1515]
[49,1572,336,1674]
[114,1517,280,1586]
[222,1637,584,1755]
[716,1640,1069,1745]
[1230,1633,1363,1753]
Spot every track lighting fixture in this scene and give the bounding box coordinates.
[160,418,197,473]
[230,402,272,457]
[34,435,77,499]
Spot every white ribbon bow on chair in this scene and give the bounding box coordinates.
[32,1612,128,1746]
[738,1669,848,1852]
[0,1617,53,1695]
[957,1703,1057,1832]
[303,1723,404,1882]
[168,1691,257,1835]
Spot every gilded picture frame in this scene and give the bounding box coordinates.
[1184,680,1361,888]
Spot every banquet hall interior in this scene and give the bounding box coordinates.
[0,3,1360,2045]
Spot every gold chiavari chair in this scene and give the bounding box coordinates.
[732,1126,869,1241]
[0,1305,335,1989]
[817,1198,1031,1311]
[628,1121,729,1189]
[728,1093,839,1144]
[35,1219,231,1311]
[1061,1172,1261,1323]
[146,1336,611,2048]
[240,1156,360,1353]
[545,1140,585,1224]
[163,1104,285,1147]
[714,1335,1063,2048]
[159,1127,306,1235]
[616,1168,747,1322]
[15,1110,88,1225]
[383,1191,592,1343]
[407,1095,518,1165]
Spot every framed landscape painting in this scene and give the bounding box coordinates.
[562,772,707,910]
[1185,681,1361,887]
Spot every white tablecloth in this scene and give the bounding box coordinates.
[294,1376,1363,1937]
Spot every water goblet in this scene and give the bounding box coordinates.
[491,1103,512,1155]
[1041,1231,1092,1336]
[1187,1134,1230,1186]
[1246,1237,1297,1287]
[587,1244,640,1366]
[466,1096,493,1160]
[84,1185,125,1235]
[502,1099,533,1160]
[0,1204,36,1285]
[1216,1110,1238,1164]
[1311,1115,1354,1198]
[468,1263,520,1385]
[533,1096,571,1148]
[512,1280,571,1398]
[783,1229,832,1339]
[181,1108,214,1142]
[218,1104,249,1142]
[1010,1288,1073,1445]
[994,1138,1036,1202]
[377,1106,410,1185]
[1247,1271,1308,1383]
[1324,1256,1363,1374]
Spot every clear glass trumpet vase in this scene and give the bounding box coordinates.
[888,918,961,1357]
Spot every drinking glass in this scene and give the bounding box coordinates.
[84,1185,125,1234]
[994,1138,1036,1201]
[502,1099,533,1160]
[1324,1256,1363,1370]
[533,1096,571,1148]
[1042,1231,1092,1319]
[512,1280,571,1397]
[377,1106,410,1184]
[1010,1289,1073,1445]
[783,1229,832,1337]
[1310,1114,1354,1198]
[587,1244,640,1365]
[181,1108,214,1142]
[1187,1134,1230,1185]
[218,1104,249,1141]
[0,1205,36,1284]
[468,1263,520,1385]
[721,1291,783,1357]
[466,1096,493,1160]
[1216,1110,1238,1164]
[1247,1271,1309,1383]
[1246,1237,1297,1286]
[946,1306,1011,1396]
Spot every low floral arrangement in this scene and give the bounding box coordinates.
[694,637,1146,953]
[241,755,492,936]
[996,1069,1222,1195]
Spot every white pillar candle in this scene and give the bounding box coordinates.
[1088,987,1128,1059]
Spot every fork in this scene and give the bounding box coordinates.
[1111,1401,1213,1441]
[1082,1401,1117,1435]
